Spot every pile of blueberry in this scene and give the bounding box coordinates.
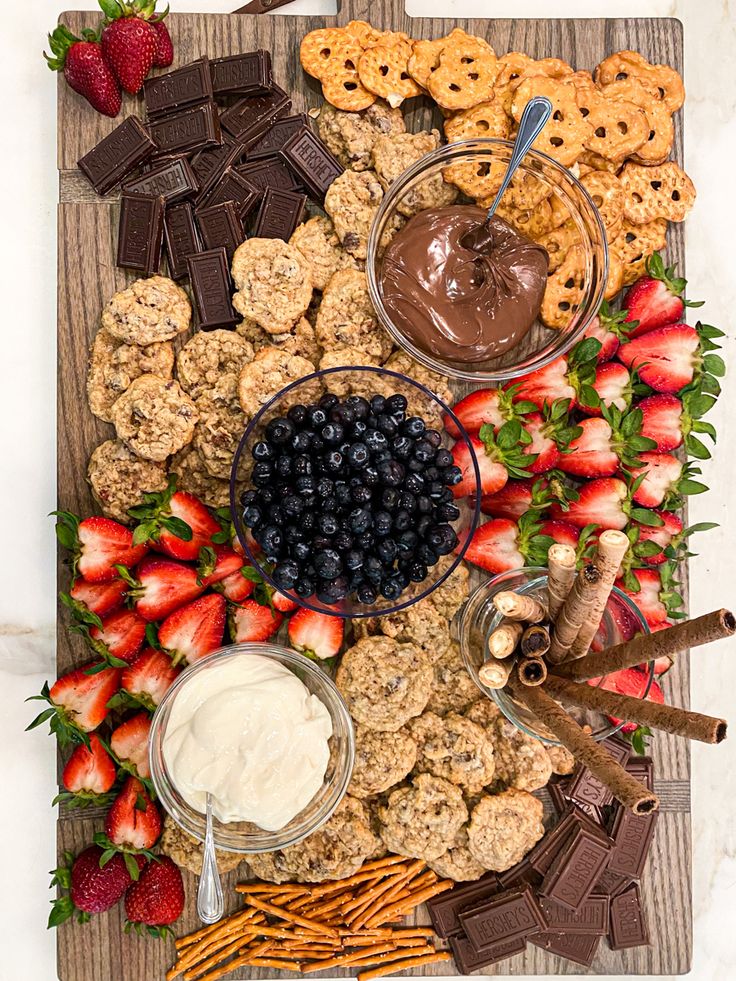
[240,391,463,605]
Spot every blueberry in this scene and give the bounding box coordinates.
[252,441,274,461]
[402,417,425,438]
[294,577,315,598]
[265,418,295,444]
[376,538,398,564]
[319,393,339,411]
[293,455,313,477]
[296,475,316,495]
[372,449,393,466]
[405,473,425,496]
[240,489,259,507]
[345,549,364,571]
[242,505,262,527]
[362,466,380,486]
[324,450,344,473]
[349,570,365,590]
[373,510,393,537]
[275,455,293,478]
[414,439,436,463]
[435,501,461,522]
[312,535,332,551]
[259,486,276,505]
[307,406,328,428]
[347,442,370,469]
[364,556,384,582]
[320,495,339,513]
[377,459,405,487]
[346,395,370,420]
[428,481,445,500]
[315,476,333,498]
[351,484,372,505]
[292,541,311,562]
[357,583,378,604]
[282,495,304,518]
[428,524,459,555]
[377,413,398,437]
[287,404,308,427]
[407,560,428,583]
[424,429,442,448]
[444,465,463,486]
[330,403,355,426]
[317,576,349,604]
[435,448,454,468]
[396,530,418,553]
[356,530,375,550]
[416,543,439,566]
[396,491,416,513]
[291,431,312,453]
[333,530,354,552]
[423,466,440,482]
[435,487,455,505]
[301,493,317,509]
[335,482,352,505]
[349,508,372,534]
[391,435,414,459]
[252,461,274,486]
[322,422,344,445]
[381,488,399,511]
[273,559,299,590]
[317,513,339,536]
[259,525,283,557]
[380,578,402,600]
[365,429,387,453]
[311,436,325,454]
[301,512,316,532]
[407,457,426,474]
[314,549,342,578]
[393,509,411,532]
[370,394,387,415]
[351,420,368,439]
[386,394,408,415]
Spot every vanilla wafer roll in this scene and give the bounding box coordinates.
[493,590,547,623]
[569,529,630,659]
[547,543,577,621]
[547,564,602,664]
[479,656,516,689]
[487,620,524,659]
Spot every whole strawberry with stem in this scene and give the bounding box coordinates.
[45,25,121,117]
[624,252,704,338]
[48,845,142,927]
[124,855,184,938]
[99,0,158,94]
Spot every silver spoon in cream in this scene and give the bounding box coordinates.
[197,792,224,924]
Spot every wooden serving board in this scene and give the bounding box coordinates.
[56,3,691,978]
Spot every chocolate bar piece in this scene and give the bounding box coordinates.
[282,127,344,200]
[449,934,525,973]
[548,778,604,825]
[607,804,659,879]
[78,116,155,195]
[527,807,608,878]
[426,873,499,939]
[594,867,633,897]
[210,51,272,96]
[149,102,221,157]
[253,188,306,240]
[497,857,541,890]
[187,248,238,329]
[196,201,244,260]
[117,192,164,276]
[199,168,259,218]
[460,885,547,952]
[164,202,202,280]
[190,141,245,203]
[248,113,309,160]
[538,894,609,935]
[626,756,654,790]
[567,737,631,809]
[124,157,199,204]
[538,822,612,911]
[609,884,650,949]
[144,57,213,117]
[530,931,601,967]
[220,84,291,141]
[238,156,302,195]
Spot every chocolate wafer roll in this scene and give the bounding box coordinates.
[553,609,736,681]
[547,564,601,664]
[516,656,548,687]
[543,673,728,744]
[520,625,550,657]
[569,529,630,659]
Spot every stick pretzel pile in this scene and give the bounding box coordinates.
[168,857,453,981]
[478,529,732,814]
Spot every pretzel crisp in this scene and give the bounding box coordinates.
[511,76,591,167]
[358,39,422,108]
[427,32,498,110]
[541,243,586,329]
[619,160,696,224]
[600,76,675,165]
[610,217,668,285]
[594,49,685,113]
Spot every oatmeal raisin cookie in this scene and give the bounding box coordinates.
[176,329,255,401]
[231,238,313,335]
[237,347,318,419]
[409,711,495,794]
[169,446,231,509]
[101,275,191,345]
[290,216,359,292]
[371,131,457,216]
[315,269,393,364]
[87,439,168,524]
[317,102,406,171]
[349,724,417,799]
[159,815,242,876]
[467,789,544,872]
[110,375,198,462]
[192,390,248,480]
[379,773,467,861]
[87,327,174,423]
[428,826,489,881]
[426,641,481,716]
[324,170,384,260]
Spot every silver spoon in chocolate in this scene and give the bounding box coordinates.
[461,95,553,251]
[197,792,224,924]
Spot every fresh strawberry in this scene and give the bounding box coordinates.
[230,599,283,642]
[637,394,684,451]
[635,510,683,566]
[559,418,619,478]
[104,776,161,852]
[271,590,299,613]
[586,362,632,416]
[451,420,535,498]
[56,733,117,808]
[461,512,553,575]
[55,512,148,583]
[128,556,205,621]
[100,1,158,94]
[480,480,534,520]
[199,545,244,586]
[215,568,257,603]
[539,519,579,547]
[45,25,121,117]
[120,648,180,711]
[129,478,220,562]
[549,477,629,530]
[585,301,635,362]
[519,401,580,475]
[508,337,601,411]
[88,607,147,666]
[288,608,344,661]
[451,436,505,498]
[27,664,120,745]
[48,845,139,927]
[68,578,127,618]
[150,17,173,67]
[624,253,702,338]
[617,567,673,626]
[617,323,700,393]
[124,855,184,936]
[444,386,533,438]
[628,452,684,508]
[158,593,226,665]
[587,668,664,733]
[110,713,151,780]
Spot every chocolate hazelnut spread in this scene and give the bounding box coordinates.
[379,204,548,363]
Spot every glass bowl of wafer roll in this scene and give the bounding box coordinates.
[459,562,654,745]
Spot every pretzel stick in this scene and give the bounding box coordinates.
[479,656,515,689]
[301,943,398,973]
[547,543,577,620]
[358,951,452,980]
[554,609,736,681]
[243,895,340,938]
[350,944,437,966]
[349,860,424,930]
[184,940,275,981]
[547,564,602,663]
[517,655,548,687]
[306,856,408,897]
[494,590,547,622]
[509,676,659,814]
[569,529,631,659]
[174,908,262,949]
[234,883,307,894]
[365,880,453,927]
[244,958,303,970]
[172,912,266,977]
[543,673,728,744]
[487,620,523,658]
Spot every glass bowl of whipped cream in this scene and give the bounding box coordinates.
[149,643,355,853]
[366,138,608,384]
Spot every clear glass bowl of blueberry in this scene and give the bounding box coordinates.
[230,365,481,619]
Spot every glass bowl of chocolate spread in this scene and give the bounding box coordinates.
[367,138,608,384]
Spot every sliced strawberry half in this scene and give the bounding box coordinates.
[549,477,629,530]
[480,479,534,520]
[584,302,635,362]
[637,394,684,451]
[110,713,152,781]
[130,556,206,622]
[102,776,161,853]
[539,519,579,547]
[56,733,117,808]
[272,590,299,613]
[129,477,220,562]
[27,664,121,745]
[586,362,632,416]
[636,510,683,566]
[451,420,535,498]
[68,578,127,618]
[55,512,148,583]
[616,567,670,626]
[230,599,283,642]
[617,323,700,393]
[444,388,509,438]
[628,451,683,508]
[451,436,506,499]
[506,356,576,409]
[559,417,619,478]
[215,568,257,603]
[623,253,701,338]
[288,608,344,661]
[461,511,553,575]
[120,648,181,712]
[158,593,226,666]
[199,545,244,586]
[88,608,147,666]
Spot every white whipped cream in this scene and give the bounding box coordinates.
[162,653,333,830]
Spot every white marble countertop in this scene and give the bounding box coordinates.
[2,0,735,978]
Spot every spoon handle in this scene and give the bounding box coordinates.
[197,793,224,925]
[485,95,553,220]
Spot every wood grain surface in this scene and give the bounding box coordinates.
[56,3,691,977]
